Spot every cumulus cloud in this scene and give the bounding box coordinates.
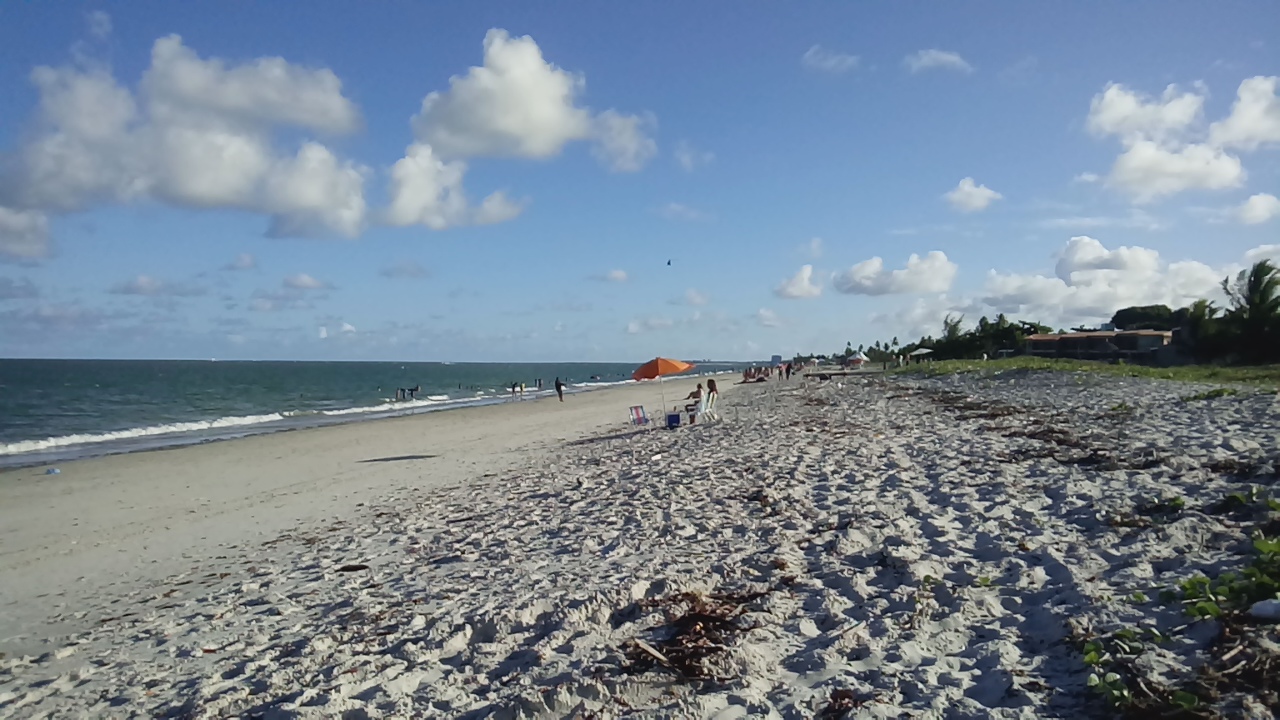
[1245,245,1280,264]
[318,325,328,339]
[223,253,256,271]
[411,29,592,159]
[283,273,330,290]
[591,110,657,172]
[802,45,859,73]
[1084,78,1280,202]
[109,274,205,296]
[969,236,1232,326]
[0,35,368,249]
[944,177,1002,212]
[1087,83,1204,143]
[0,208,51,263]
[1108,140,1243,202]
[904,49,973,74]
[382,144,525,230]
[1208,76,1280,151]
[833,251,958,295]
[775,265,822,299]
[597,269,628,283]
[1074,172,1102,183]
[674,140,714,172]
[0,277,39,300]
[1237,193,1280,224]
[756,308,781,328]
[340,321,356,333]
[380,259,429,279]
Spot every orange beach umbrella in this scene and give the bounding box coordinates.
[632,357,694,381]
[633,357,696,413]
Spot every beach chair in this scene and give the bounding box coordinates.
[704,391,720,422]
[629,405,651,426]
[693,392,719,423]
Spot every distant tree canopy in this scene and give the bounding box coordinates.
[826,259,1280,367]
[1110,304,1178,331]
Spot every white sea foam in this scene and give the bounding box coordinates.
[0,413,287,456]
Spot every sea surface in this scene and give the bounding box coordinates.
[0,359,744,468]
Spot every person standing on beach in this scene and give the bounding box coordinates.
[554,377,566,402]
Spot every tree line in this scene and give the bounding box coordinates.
[794,259,1280,366]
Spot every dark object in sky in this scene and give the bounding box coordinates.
[667,259,672,266]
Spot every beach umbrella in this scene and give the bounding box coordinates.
[632,357,695,412]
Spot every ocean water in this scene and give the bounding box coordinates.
[0,359,742,468]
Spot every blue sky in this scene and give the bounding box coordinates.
[0,2,1277,361]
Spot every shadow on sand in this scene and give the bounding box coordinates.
[357,454,438,463]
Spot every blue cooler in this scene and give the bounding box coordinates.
[666,412,681,429]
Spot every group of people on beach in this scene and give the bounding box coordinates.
[681,379,719,414]
[509,378,568,401]
[741,363,792,383]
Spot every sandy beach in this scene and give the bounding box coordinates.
[2,369,1279,718]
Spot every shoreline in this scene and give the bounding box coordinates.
[0,372,742,656]
[0,370,738,470]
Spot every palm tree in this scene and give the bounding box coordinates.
[1221,260,1280,362]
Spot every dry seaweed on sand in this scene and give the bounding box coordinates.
[622,589,771,681]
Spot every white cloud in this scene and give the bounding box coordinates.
[473,191,525,225]
[411,29,592,159]
[803,237,823,258]
[1237,193,1280,224]
[833,251,958,295]
[2,36,368,246]
[318,326,328,339]
[340,322,356,333]
[1244,245,1280,264]
[775,264,822,299]
[904,49,973,74]
[143,35,361,135]
[0,208,51,263]
[602,269,628,283]
[802,45,859,74]
[756,308,781,328]
[657,202,711,221]
[1086,82,1204,143]
[1209,76,1280,151]
[1108,139,1244,202]
[283,273,330,290]
[1074,172,1102,183]
[383,143,521,229]
[591,110,657,173]
[1082,79,1280,203]
[109,274,205,297]
[944,177,1003,212]
[674,140,714,172]
[86,10,112,39]
[626,316,673,334]
[380,259,429,279]
[968,236,1238,327]
[224,253,256,271]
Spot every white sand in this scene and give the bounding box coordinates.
[1,370,1277,718]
